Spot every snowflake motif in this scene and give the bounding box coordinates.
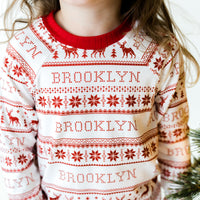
[69,96,82,108]
[18,154,28,165]
[55,149,66,159]
[88,95,100,107]
[151,142,157,152]
[124,149,136,160]
[38,96,47,107]
[153,57,164,71]
[52,96,63,108]
[163,169,171,177]
[173,129,182,137]
[5,157,12,166]
[89,150,101,161]
[142,147,150,158]
[107,95,119,107]
[107,150,119,161]
[125,95,137,107]
[71,151,83,162]
[12,65,23,77]
[142,95,151,106]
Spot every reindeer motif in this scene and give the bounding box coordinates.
[61,45,79,59]
[118,41,136,59]
[6,108,21,126]
[91,48,106,58]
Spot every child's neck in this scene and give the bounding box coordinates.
[55,0,122,37]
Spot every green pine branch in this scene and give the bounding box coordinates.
[190,129,200,154]
[166,129,200,200]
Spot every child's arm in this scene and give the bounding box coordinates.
[155,47,191,197]
[0,46,44,199]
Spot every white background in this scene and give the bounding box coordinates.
[0,0,200,199]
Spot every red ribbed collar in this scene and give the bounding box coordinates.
[42,11,132,50]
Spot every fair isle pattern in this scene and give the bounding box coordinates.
[0,11,190,200]
[8,185,43,200]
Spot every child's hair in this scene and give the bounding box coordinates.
[2,0,200,85]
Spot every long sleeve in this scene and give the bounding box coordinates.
[155,47,191,197]
[0,45,43,199]
[0,12,193,199]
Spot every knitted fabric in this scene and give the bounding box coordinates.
[0,11,190,200]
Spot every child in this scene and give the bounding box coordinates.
[0,0,199,199]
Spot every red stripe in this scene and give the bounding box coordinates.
[158,158,191,169]
[159,135,189,144]
[1,161,33,173]
[8,185,41,200]
[169,98,187,108]
[36,108,152,116]
[38,128,158,147]
[0,126,36,133]
[45,154,158,167]
[157,84,177,95]
[42,176,157,195]
[0,98,33,110]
